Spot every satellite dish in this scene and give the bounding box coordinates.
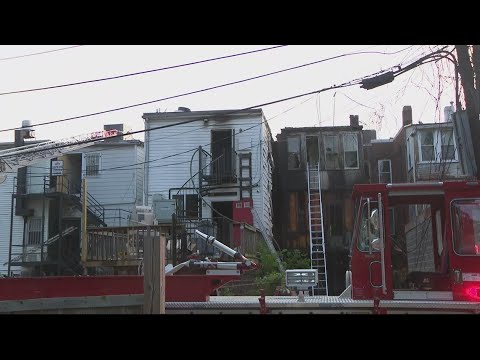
[0,174,7,185]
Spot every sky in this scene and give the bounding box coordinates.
[0,45,456,144]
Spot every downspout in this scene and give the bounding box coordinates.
[144,117,149,206]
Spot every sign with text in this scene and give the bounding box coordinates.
[51,160,64,176]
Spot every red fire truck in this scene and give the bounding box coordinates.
[1,181,480,314]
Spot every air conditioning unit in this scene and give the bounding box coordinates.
[26,253,42,262]
[131,205,156,226]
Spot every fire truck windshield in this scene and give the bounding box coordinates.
[452,199,480,256]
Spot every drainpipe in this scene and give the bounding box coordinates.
[144,119,149,206]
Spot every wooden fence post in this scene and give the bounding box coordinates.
[143,226,166,314]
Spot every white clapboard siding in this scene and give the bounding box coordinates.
[82,143,143,214]
[144,111,273,237]
[0,176,26,275]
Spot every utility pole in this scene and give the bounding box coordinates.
[456,45,480,178]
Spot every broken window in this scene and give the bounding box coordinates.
[324,135,340,169]
[378,159,392,183]
[287,137,301,169]
[343,133,359,169]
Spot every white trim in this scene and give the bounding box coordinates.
[84,152,102,177]
[417,128,458,163]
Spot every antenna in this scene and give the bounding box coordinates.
[333,92,337,126]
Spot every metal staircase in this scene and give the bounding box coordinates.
[307,163,328,295]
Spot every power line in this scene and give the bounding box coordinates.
[2,47,442,170]
[0,45,84,62]
[0,45,287,96]
[88,96,314,174]
[0,45,415,133]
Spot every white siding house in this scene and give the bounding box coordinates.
[0,174,25,276]
[82,140,144,227]
[142,108,274,244]
[0,129,144,276]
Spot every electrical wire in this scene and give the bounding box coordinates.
[0,45,415,133]
[0,45,287,96]
[1,47,449,179]
[0,45,84,62]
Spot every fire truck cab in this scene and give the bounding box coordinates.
[349,181,480,302]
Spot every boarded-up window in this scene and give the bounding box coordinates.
[343,133,359,169]
[289,192,298,231]
[378,159,392,183]
[85,153,101,176]
[287,137,301,169]
[324,135,340,169]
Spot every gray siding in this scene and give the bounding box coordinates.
[0,177,26,275]
[82,144,142,227]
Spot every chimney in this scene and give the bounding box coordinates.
[444,102,455,122]
[349,115,359,127]
[402,106,412,127]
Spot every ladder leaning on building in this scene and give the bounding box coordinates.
[306,163,328,295]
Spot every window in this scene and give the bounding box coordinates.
[27,217,42,246]
[357,201,380,252]
[452,199,480,256]
[85,153,101,176]
[324,135,340,169]
[173,194,199,219]
[378,159,392,183]
[343,133,359,169]
[419,128,457,162]
[211,129,235,180]
[440,129,455,160]
[287,137,301,169]
[407,137,413,170]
